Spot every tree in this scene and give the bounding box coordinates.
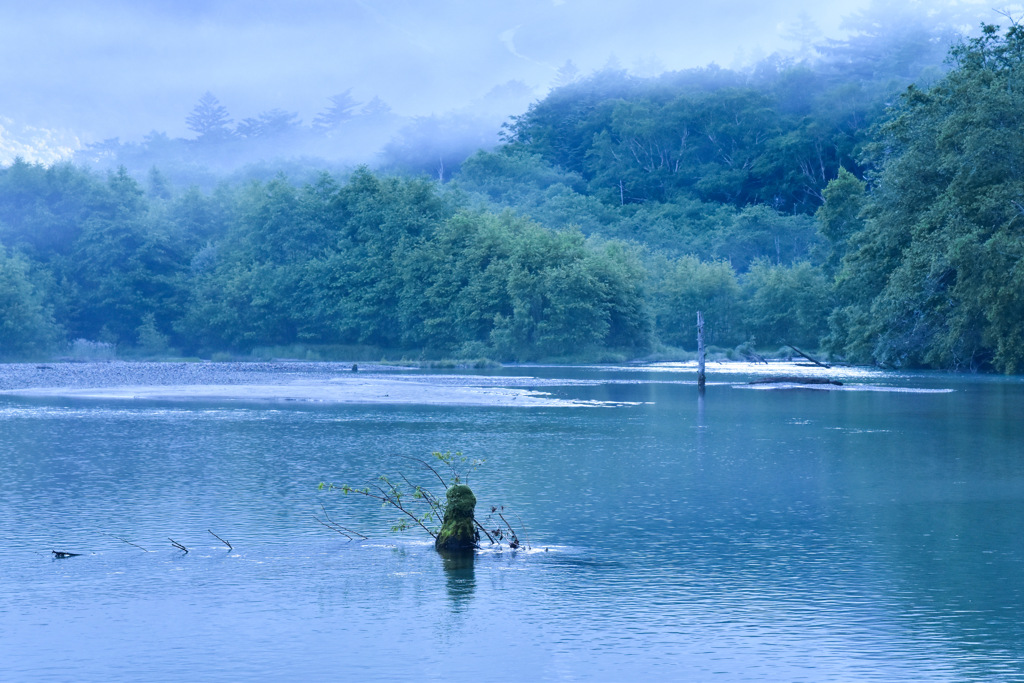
[236,109,301,139]
[650,255,742,348]
[63,168,187,346]
[815,167,866,276]
[742,259,830,349]
[312,90,361,131]
[829,24,1024,371]
[553,60,580,89]
[0,242,59,358]
[186,92,233,142]
[361,96,392,117]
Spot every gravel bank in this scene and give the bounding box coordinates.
[0,361,638,407]
[0,361,396,391]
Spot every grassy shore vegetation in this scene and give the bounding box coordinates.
[2,21,1022,371]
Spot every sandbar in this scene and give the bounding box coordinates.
[2,376,630,407]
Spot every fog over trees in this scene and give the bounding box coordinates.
[2,1,1022,371]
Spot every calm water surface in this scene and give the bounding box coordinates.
[2,364,1024,681]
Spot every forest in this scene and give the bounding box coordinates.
[2,16,1024,372]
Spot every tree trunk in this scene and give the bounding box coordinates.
[697,311,706,391]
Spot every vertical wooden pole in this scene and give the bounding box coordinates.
[697,311,706,392]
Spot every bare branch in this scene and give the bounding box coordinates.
[398,472,444,525]
[994,8,1022,28]
[208,530,233,551]
[313,514,353,539]
[474,518,497,545]
[103,532,149,552]
[314,503,369,540]
[508,509,531,550]
[361,483,439,539]
[497,511,521,549]
[399,455,447,488]
[169,538,188,553]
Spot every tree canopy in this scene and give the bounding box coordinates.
[828,24,1024,372]
[5,16,1024,371]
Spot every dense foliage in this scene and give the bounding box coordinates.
[828,24,1024,372]
[3,15,1023,372]
[0,159,829,360]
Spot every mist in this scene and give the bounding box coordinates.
[0,0,1001,169]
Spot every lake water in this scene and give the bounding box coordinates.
[2,363,1024,681]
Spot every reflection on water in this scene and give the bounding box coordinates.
[697,385,705,427]
[1,365,1024,680]
[440,549,476,611]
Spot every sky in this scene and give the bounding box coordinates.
[0,0,999,164]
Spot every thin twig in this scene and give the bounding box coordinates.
[363,483,438,538]
[474,518,497,545]
[400,455,447,488]
[507,509,532,550]
[397,473,444,525]
[314,503,368,540]
[497,511,520,548]
[208,530,233,551]
[313,514,353,539]
[169,538,188,553]
[104,533,149,552]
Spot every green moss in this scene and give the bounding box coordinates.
[435,484,479,551]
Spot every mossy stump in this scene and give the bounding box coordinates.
[435,484,479,551]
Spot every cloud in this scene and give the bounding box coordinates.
[0,118,81,166]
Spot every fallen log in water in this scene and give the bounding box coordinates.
[786,344,830,368]
[749,376,843,386]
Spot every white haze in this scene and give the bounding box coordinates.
[0,0,1000,165]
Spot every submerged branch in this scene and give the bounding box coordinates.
[104,533,149,552]
[314,503,369,540]
[208,529,233,551]
[496,511,522,549]
[786,344,830,368]
[506,509,531,550]
[475,519,497,545]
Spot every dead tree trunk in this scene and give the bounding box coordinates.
[697,311,706,392]
[786,344,830,369]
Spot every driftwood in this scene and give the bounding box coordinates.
[786,344,830,368]
[749,376,843,386]
[52,550,82,558]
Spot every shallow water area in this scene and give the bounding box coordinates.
[2,362,1024,680]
